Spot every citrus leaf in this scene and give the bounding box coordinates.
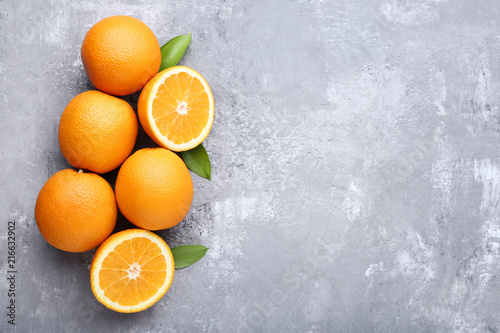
[181,143,211,180]
[159,33,192,71]
[171,245,209,269]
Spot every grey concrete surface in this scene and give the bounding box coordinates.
[1,0,499,332]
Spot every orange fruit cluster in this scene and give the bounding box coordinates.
[35,15,214,313]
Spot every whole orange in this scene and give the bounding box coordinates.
[35,169,117,252]
[81,15,161,96]
[115,148,193,230]
[58,90,138,174]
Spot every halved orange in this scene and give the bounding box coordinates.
[138,66,214,152]
[90,229,175,313]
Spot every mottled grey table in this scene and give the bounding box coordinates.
[1,0,499,332]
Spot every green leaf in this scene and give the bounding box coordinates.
[159,33,192,71]
[171,245,209,269]
[181,143,211,180]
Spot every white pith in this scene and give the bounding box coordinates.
[126,263,141,279]
[147,66,215,151]
[90,230,174,312]
[176,101,189,115]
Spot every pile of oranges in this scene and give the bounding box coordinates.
[35,16,214,313]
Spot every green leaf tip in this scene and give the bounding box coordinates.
[181,143,212,180]
[159,33,192,71]
[171,245,209,269]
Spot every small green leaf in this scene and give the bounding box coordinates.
[159,33,192,71]
[171,245,209,269]
[181,143,211,180]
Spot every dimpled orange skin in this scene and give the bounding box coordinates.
[35,169,117,253]
[115,148,193,230]
[58,90,138,174]
[81,15,161,96]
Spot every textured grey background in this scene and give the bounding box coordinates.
[1,0,499,332]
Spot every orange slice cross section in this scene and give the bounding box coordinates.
[138,66,215,152]
[90,229,175,313]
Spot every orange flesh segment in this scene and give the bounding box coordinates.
[136,277,159,302]
[131,237,152,263]
[117,279,141,306]
[152,73,210,144]
[98,238,169,305]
